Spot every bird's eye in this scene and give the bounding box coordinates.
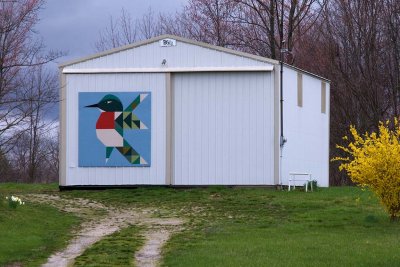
[107,101,112,104]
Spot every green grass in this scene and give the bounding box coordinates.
[1,184,399,266]
[0,191,79,266]
[74,225,144,267]
[161,187,400,267]
[63,186,400,267]
[0,182,59,194]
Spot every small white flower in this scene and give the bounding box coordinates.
[5,196,8,200]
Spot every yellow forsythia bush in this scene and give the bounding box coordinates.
[334,120,400,220]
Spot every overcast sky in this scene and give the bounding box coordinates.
[36,0,187,65]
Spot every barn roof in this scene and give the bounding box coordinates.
[59,34,329,82]
[59,34,279,68]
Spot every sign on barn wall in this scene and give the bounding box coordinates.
[159,38,176,47]
[78,92,151,167]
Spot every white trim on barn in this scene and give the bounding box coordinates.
[62,66,274,74]
[59,34,330,187]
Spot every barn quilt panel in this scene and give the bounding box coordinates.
[78,92,151,167]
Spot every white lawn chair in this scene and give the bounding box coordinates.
[288,172,313,192]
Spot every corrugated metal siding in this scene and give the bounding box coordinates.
[173,72,274,185]
[64,41,270,70]
[281,66,330,187]
[65,73,166,185]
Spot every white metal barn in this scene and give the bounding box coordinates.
[59,35,330,188]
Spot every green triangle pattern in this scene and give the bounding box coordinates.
[116,140,143,164]
[105,93,149,165]
[123,113,132,127]
[121,111,146,129]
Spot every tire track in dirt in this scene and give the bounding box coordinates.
[134,218,183,267]
[26,194,183,267]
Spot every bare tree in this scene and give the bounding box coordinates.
[0,0,61,153]
[230,0,326,60]
[138,7,162,39]
[324,1,388,128]
[95,9,139,52]
[10,64,58,182]
[95,8,163,52]
[159,0,326,60]
[382,0,400,118]
[25,65,58,182]
[0,149,12,181]
[159,12,190,37]
[43,131,59,182]
[294,0,397,185]
[176,0,237,47]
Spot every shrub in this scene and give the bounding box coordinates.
[333,120,400,220]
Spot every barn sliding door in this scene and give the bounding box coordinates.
[173,72,274,185]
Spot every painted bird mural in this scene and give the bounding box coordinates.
[85,93,149,165]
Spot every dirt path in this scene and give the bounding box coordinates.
[25,194,183,267]
[135,218,183,267]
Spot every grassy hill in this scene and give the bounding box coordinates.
[1,184,400,266]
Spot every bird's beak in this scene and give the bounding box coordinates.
[85,103,99,108]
